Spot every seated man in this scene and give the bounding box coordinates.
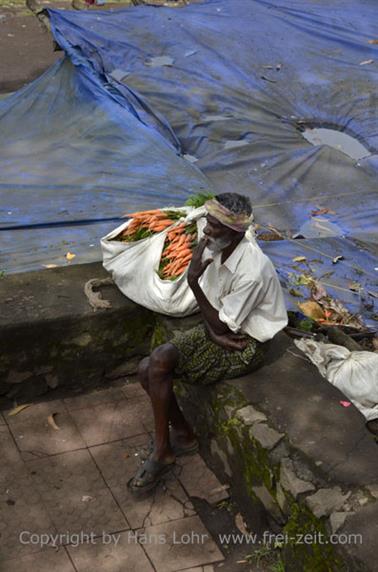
[128,192,288,495]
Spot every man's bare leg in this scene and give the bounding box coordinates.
[138,347,196,451]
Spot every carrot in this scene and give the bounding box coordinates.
[175,264,189,275]
[165,241,182,254]
[170,259,186,274]
[178,253,192,263]
[126,209,163,218]
[154,219,173,227]
[151,222,174,232]
[175,249,192,260]
[147,214,170,224]
[169,224,185,235]
[173,234,186,249]
[163,239,182,254]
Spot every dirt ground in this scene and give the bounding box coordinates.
[0,0,134,93]
[0,0,60,93]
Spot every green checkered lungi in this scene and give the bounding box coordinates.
[170,323,265,385]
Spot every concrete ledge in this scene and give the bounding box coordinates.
[1,264,377,570]
[0,263,155,401]
[171,332,378,572]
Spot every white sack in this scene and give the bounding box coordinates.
[295,338,378,421]
[101,206,206,316]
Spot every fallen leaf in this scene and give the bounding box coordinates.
[368,40,378,45]
[348,281,361,292]
[81,495,95,502]
[47,413,60,431]
[124,452,130,459]
[8,404,32,417]
[289,288,302,297]
[332,255,344,264]
[43,264,58,269]
[235,512,248,535]
[359,59,374,65]
[340,401,352,408]
[292,256,307,263]
[311,207,335,216]
[145,55,174,67]
[65,252,76,261]
[211,484,230,494]
[257,230,283,241]
[298,300,325,320]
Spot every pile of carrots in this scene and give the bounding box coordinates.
[160,223,197,279]
[117,208,197,280]
[120,209,179,238]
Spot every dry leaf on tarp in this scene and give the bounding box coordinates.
[289,288,302,297]
[292,256,307,263]
[298,300,325,320]
[311,207,335,216]
[348,282,361,292]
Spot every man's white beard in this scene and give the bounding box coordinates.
[206,237,232,254]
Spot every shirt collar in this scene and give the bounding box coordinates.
[222,237,248,273]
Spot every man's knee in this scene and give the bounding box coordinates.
[149,343,179,378]
[137,357,150,387]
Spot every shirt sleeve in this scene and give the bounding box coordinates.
[218,279,265,333]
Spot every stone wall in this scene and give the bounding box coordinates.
[0,263,155,402]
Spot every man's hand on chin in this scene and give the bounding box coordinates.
[187,237,213,287]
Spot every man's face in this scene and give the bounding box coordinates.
[203,214,235,253]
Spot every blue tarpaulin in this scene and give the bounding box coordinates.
[0,0,377,323]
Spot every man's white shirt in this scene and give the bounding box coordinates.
[200,237,288,342]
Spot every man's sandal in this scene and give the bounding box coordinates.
[127,456,174,497]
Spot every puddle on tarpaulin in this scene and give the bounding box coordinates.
[302,127,371,161]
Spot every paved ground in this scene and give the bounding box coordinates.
[0,377,277,572]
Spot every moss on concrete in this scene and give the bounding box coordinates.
[283,500,346,572]
[178,381,346,572]
[150,317,169,351]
